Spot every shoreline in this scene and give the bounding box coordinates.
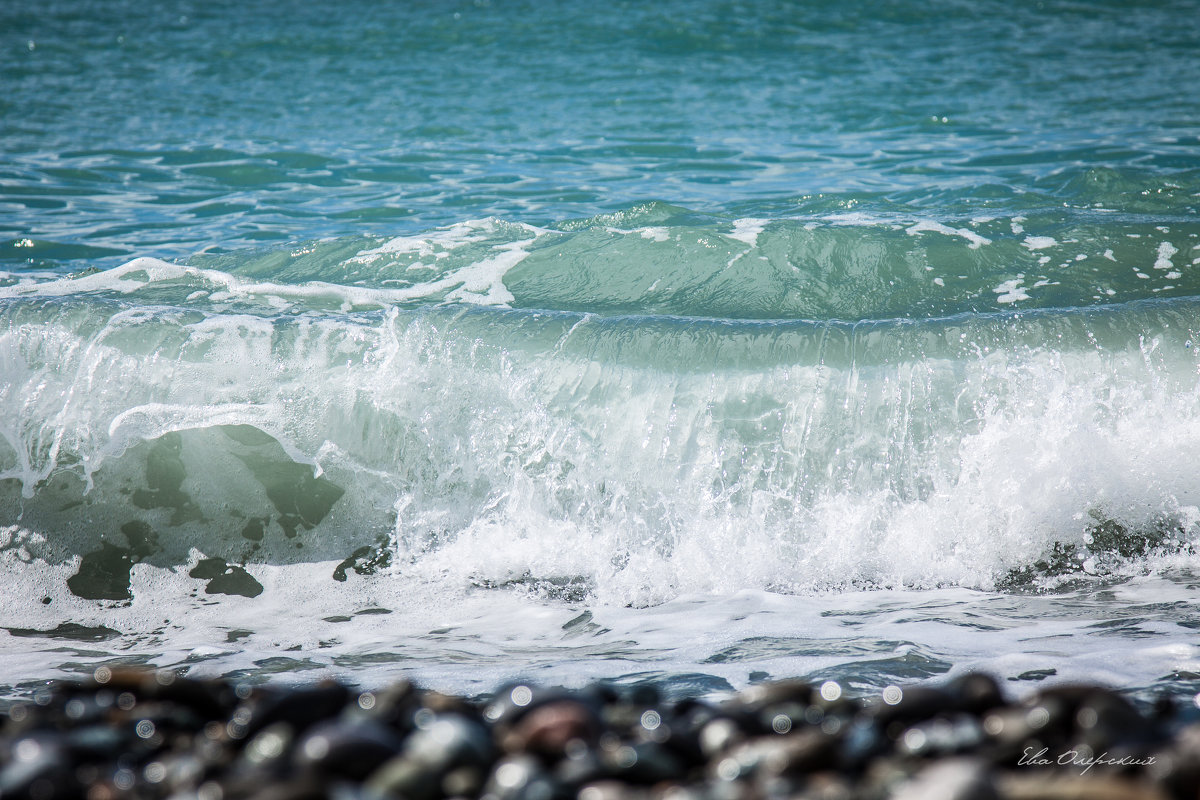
[3,669,1197,799]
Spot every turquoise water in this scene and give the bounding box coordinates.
[4,1,1198,275]
[3,0,1200,700]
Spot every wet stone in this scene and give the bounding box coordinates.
[0,734,78,799]
[946,672,1005,715]
[235,683,351,740]
[891,758,999,800]
[293,718,406,779]
[501,699,600,757]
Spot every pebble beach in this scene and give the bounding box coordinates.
[4,670,1198,800]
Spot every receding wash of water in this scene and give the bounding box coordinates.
[2,0,1200,705]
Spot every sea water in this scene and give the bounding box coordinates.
[3,0,1200,703]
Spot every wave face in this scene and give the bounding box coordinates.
[3,213,1200,609]
[3,0,1200,698]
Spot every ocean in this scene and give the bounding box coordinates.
[3,0,1200,705]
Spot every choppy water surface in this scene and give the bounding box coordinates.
[3,0,1200,703]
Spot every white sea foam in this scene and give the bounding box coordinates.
[1154,241,1178,270]
[3,547,1200,699]
[993,276,1030,303]
[905,221,991,249]
[1022,236,1057,251]
[727,218,768,247]
[350,218,526,261]
[0,245,530,309]
[605,226,671,243]
[822,212,900,228]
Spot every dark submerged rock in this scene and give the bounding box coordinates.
[67,542,136,600]
[189,558,265,598]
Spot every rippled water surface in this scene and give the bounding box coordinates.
[3,0,1200,703]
